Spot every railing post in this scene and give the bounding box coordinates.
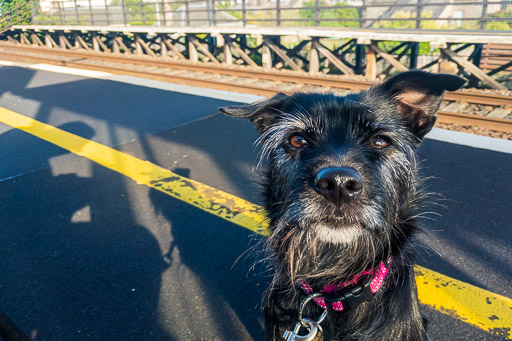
[160,0,167,26]
[212,0,216,26]
[74,0,80,24]
[206,0,212,26]
[276,0,281,26]
[315,0,320,27]
[242,0,246,27]
[185,0,190,26]
[359,0,366,28]
[141,1,146,25]
[121,0,127,25]
[480,0,489,30]
[415,0,422,29]
[104,0,110,25]
[30,0,36,25]
[58,1,64,25]
[88,0,94,25]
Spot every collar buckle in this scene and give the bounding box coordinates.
[324,278,373,311]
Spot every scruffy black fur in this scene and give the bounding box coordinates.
[220,71,465,341]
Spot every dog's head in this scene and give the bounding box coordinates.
[221,71,464,278]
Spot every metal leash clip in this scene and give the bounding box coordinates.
[283,318,322,341]
[283,292,327,341]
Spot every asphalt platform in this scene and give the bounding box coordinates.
[0,64,510,341]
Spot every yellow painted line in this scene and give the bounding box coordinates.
[415,266,512,339]
[0,106,511,338]
[0,107,269,236]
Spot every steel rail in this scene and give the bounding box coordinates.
[0,48,511,133]
[2,44,512,107]
[443,91,512,107]
[436,110,512,133]
[0,44,372,91]
[0,50,280,96]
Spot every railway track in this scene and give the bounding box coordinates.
[1,43,511,134]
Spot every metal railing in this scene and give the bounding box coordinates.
[2,0,512,30]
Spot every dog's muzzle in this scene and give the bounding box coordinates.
[314,167,363,206]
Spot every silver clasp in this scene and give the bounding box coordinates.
[283,292,327,341]
[283,318,321,341]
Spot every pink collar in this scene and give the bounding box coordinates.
[299,261,390,312]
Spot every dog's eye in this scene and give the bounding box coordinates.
[289,135,308,148]
[370,136,390,149]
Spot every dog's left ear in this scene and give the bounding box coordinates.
[376,71,466,139]
[219,93,290,134]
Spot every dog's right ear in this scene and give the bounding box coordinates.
[219,93,289,134]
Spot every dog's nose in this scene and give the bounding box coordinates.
[314,167,363,204]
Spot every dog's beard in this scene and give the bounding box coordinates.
[280,190,388,241]
[313,223,362,244]
[265,198,392,287]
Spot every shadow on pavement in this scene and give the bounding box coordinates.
[0,120,171,340]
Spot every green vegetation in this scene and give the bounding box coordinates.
[486,9,512,30]
[372,8,512,31]
[373,11,442,54]
[216,1,243,20]
[299,1,359,27]
[485,20,511,30]
[0,0,31,30]
[110,0,157,25]
[0,0,29,15]
[373,10,443,29]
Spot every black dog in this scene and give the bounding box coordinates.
[220,71,465,341]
